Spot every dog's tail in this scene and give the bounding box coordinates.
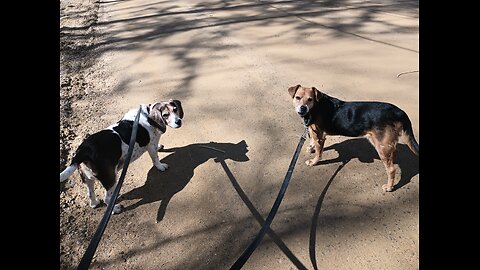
[60,144,93,182]
[60,163,78,182]
[401,114,419,156]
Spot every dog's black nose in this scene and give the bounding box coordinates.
[175,119,182,126]
[299,105,307,114]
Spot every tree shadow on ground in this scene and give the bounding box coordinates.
[119,141,249,222]
[94,138,419,269]
[91,0,418,51]
[318,137,419,191]
[62,0,418,112]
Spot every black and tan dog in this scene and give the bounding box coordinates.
[288,84,419,192]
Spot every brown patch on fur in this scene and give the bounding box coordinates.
[364,121,404,191]
[288,84,301,98]
[311,87,324,102]
[290,85,317,112]
[149,100,184,129]
[306,124,326,166]
[289,84,418,192]
[149,103,167,129]
[169,99,184,118]
[293,85,327,166]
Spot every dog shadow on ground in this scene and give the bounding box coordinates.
[119,141,249,223]
[318,137,419,191]
[308,138,419,269]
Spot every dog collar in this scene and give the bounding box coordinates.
[302,114,312,127]
[142,105,167,133]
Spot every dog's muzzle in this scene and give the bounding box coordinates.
[169,118,182,128]
[296,105,309,116]
[175,119,182,127]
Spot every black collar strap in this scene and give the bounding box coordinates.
[142,105,166,133]
[302,113,312,127]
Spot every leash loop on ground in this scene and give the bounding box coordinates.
[229,127,308,270]
[77,106,142,270]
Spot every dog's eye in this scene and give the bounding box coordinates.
[162,113,169,118]
[307,97,313,102]
[173,107,177,113]
[295,96,301,100]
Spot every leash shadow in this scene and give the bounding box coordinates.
[309,163,346,270]
[218,160,309,270]
[308,138,418,269]
[317,138,419,191]
[119,141,249,223]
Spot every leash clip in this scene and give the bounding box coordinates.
[301,126,309,140]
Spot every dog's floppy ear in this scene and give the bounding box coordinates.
[312,87,324,102]
[169,99,184,119]
[288,84,301,98]
[149,103,167,130]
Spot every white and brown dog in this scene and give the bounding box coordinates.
[60,100,184,213]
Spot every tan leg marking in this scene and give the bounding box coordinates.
[306,125,326,166]
[369,124,401,192]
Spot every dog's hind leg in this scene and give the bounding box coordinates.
[79,164,101,208]
[380,148,397,192]
[98,166,122,214]
[104,181,123,214]
[371,128,399,192]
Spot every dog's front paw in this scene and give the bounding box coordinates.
[112,204,123,214]
[305,158,320,166]
[155,163,169,171]
[89,199,101,208]
[306,145,315,154]
[382,184,394,192]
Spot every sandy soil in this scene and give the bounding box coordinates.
[60,0,419,269]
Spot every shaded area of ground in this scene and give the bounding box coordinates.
[59,0,99,170]
[60,0,419,269]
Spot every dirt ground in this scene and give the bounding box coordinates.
[60,0,419,269]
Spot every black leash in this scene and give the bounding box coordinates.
[77,106,142,270]
[230,127,308,270]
